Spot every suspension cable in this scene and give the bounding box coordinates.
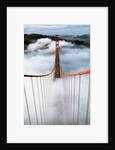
[24,85,31,125]
[77,75,81,125]
[85,75,90,125]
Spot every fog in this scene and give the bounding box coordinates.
[24,38,90,125]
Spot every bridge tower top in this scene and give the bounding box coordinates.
[55,35,59,48]
[54,35,61,79]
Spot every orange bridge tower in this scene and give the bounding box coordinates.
[54,35,61,78]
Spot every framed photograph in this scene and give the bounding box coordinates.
[1,1,110,147]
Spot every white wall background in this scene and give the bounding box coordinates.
[7,7,108,143]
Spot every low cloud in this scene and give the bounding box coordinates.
[24,38,90,125]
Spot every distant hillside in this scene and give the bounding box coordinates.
[60,34,90,39]
[60,34,90,48]
[78,34,90,38]
[24,34,55,44]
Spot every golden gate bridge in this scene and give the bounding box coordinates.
[24,35,90,125]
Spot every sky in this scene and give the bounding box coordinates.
[24,24,90,35]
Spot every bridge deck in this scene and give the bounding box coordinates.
[54,47,61,78]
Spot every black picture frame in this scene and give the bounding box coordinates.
[0,0,112,148]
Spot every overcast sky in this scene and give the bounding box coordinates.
[24,24,90,35]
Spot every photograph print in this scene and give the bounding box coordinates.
[24,24,90,125]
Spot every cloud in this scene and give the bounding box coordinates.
[24,25,69,35]
[24,24,90,35]
[24,38,90,125]
[24,38,90,74]
[24,24,68,29]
